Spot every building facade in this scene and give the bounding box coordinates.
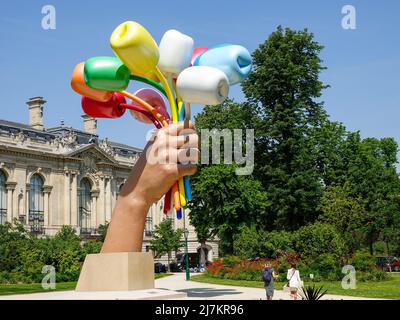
[0,97,218,263]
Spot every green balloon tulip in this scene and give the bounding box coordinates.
[84,56,131,91]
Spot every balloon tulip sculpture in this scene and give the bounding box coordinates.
[71,21,252,219]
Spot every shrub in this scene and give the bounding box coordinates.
[275,257,291,279]
[233,226,265,259]
[307,253,341,279]
[56,252,82,281]
[294,222,346,260]
[83,240,103,255]
[263,231,294,258]
[233,226,294,259]
[0,224,103,284]
[349,250,376,272]
[221,256,241,267]
[371,270,391,281]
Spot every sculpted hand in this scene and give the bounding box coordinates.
[101,121,199,253]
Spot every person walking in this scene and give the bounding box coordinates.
[262,262,277,300]
[286,264,302,300]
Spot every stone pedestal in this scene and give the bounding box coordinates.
[76,252,155,292]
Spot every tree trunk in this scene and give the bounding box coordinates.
[386,241,390,256]
[199,244,206,265]
[369,240,374,256]
[167,252,171,273]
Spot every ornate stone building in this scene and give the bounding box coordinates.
[0,97,218,263]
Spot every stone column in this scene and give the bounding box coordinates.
[98,177,105,225]
[105,177,112,222]
[91,191,99,228]
[110,178,117,217]
[13,165,27,223]
[5,182,16,223]
[43,186,52,226]
[12,186,19,222]
[25,185,30,225]
[70,173,78,227]
[64,171,71,225]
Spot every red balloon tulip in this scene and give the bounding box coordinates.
[82,92,126,118]
[191,46,208,66]
[129,88,169,124]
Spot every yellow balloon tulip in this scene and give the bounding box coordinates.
[110,21,159,77]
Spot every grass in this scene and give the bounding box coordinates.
[191,273,400,300]
[155,273,174,279]
[0,282,77,296]
[0,273,173,296]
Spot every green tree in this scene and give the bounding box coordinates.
[47,226,83,281]
[319,185,366,253]
[345,137,400,254]
[311,122,361,187]
[189,164,267,255]
[194,99,254,132]
[233,226,293,259]
[97,222,109,242]
[190,99,267,255]
[242,26,329,230]
[149,218,183,272]
[233,226,264,259]
[0,221,30,272]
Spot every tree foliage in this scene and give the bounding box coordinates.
[188,164,267,255]
[189,26,400,258]
[149,218,183,271]
[293,222,346,261]
[0,223,103,283]
[241,26,329,230]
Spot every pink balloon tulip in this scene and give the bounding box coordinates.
[129,88,170,124]
[191,46,208,66]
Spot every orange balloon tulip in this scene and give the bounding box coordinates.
[71,62,113,102]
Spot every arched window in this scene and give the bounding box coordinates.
[79,178,92,234]
[29,174,44,233]
[0,171,7,225]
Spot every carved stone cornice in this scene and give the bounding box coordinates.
[0,146,82,163]
[5,181,17,190]
[91,190,100,198]
[98,138,115,157]
[43,185,53,193]
[10,131,27,145]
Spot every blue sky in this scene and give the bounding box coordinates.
[0,0,399,150]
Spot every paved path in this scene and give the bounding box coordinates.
[156,273,381,300]
[0,273,382,300]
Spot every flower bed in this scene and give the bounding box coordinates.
[205,253,390,282]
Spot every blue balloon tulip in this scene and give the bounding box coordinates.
[194,44,252,85]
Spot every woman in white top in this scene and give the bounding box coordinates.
[287,264,302,300]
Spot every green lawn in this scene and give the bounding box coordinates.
[191,273,400,300]
[0,273,172,296]
[155,273,174,280]
[0,282,77,296]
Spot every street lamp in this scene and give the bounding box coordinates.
[183,209,190,281]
